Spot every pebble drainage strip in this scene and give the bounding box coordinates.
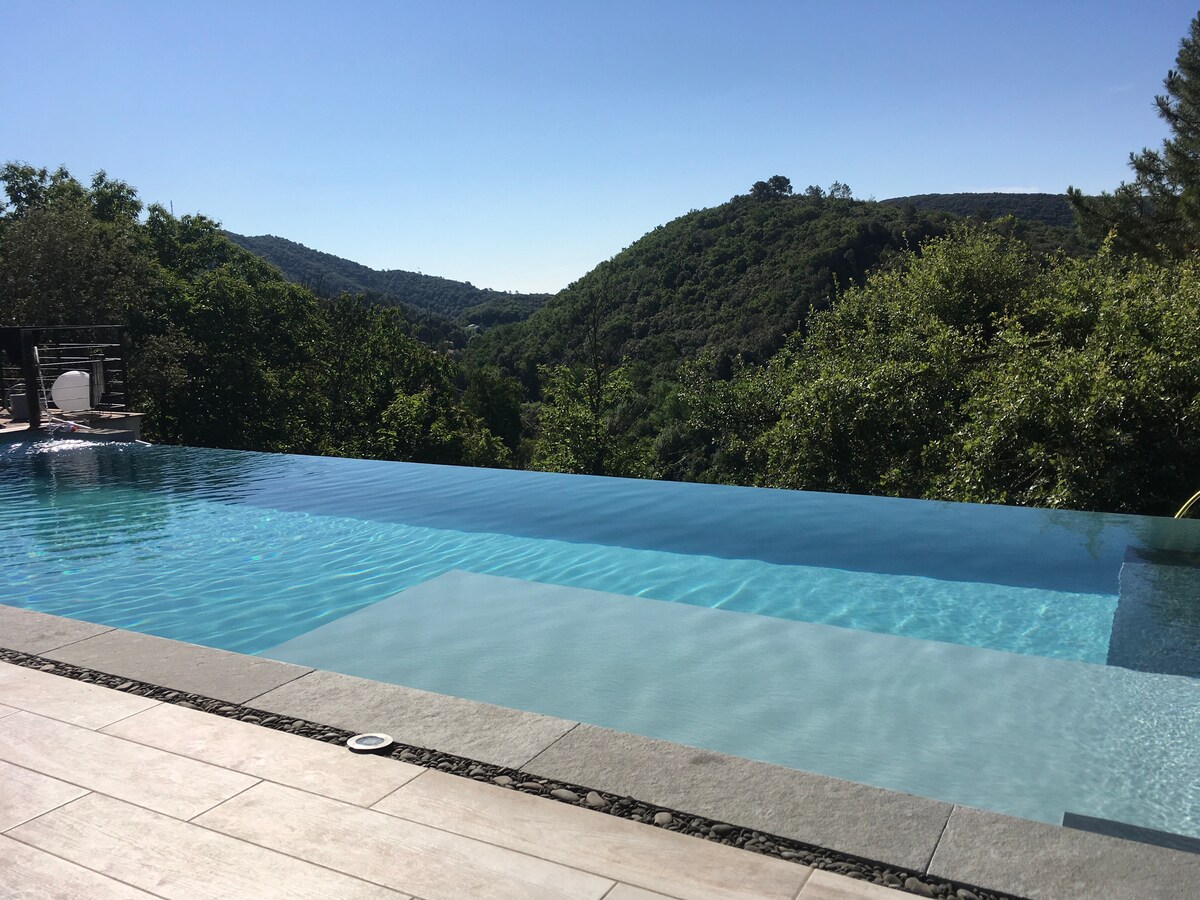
[0,646,1016,900]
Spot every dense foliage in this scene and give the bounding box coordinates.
[679,229,1200,514]
[0,165,509,467]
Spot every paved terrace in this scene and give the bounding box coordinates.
[2,604,1198,900]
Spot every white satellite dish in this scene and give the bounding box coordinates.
[51,370,91,413]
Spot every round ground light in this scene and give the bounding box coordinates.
[346,733,394,753]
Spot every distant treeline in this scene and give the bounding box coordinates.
[881,192,1077,229]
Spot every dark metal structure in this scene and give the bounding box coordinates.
[0,325,131,431]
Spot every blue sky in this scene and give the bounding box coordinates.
[2,1,1195,293]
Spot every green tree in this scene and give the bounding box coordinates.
[660,354,783,484]
[376,385,510,467]
[531,363,649,477]
[1069,12,1200,257]
[750,175,793,200]
[926,249,1200,512]
[0,167,152,327]
[747,228,1200,514]
[827,181,853,200]
[462,364,526,454]
[760,227,1027,496]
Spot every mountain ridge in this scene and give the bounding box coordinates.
[223,232,549,320]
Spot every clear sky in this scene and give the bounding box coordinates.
[2,1,1196,293]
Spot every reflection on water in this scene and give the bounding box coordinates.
[9,441,174,559]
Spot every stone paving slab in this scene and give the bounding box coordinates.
[0,660,160,728]
[7,611,1200,900]
[0,834,159,900]
[524,722,953,872]
[0,604,112,655]
[0,759,88,832]
[195,781,614,900]
[0,711,259,821]
[604,885,679,900]
[928,805,1200,900]
[0,666,831,900]
[103,702,425,807]
[372,768,809,900]
[43,628,312,703]
[10,792,407,899]
[251,668,579,770]
[799,869,901,898]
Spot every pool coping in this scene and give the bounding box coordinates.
[2,605,1198,900]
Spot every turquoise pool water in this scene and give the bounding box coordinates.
[0,439,1153,660]
[2,439,1198,836]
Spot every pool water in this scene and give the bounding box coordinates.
[2,440,1198,836]
[0,440,1144,660]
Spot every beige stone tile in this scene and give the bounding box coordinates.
[372,770,808,900]
[0,703,18,718]
[196,780,613,900]
[798,869,897,899]
[8,793,406,899]
[0,834,158,899]
[0,759,89,832]
[0,711,257,820]
[0,663,159,729]
[103,702,422,806]
[605,884,683,900]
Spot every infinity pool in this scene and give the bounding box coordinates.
[2,440,1198,837]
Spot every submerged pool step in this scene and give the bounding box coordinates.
[1107,548,1200,678]
[260,570,1200,839]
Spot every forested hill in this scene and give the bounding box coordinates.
[224,232,549,319]
[881,192,1075,228]
[466,186,1081,391]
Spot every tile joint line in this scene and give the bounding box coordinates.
[923,804,956,874]
[241,667,317,705]
[38,627,117,655]
[520,720,581,771]
[186,777,264,823]
[791,864,815,900]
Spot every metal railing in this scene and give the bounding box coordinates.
[1,326,131,426]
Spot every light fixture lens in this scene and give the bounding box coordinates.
[346,732,394,753]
